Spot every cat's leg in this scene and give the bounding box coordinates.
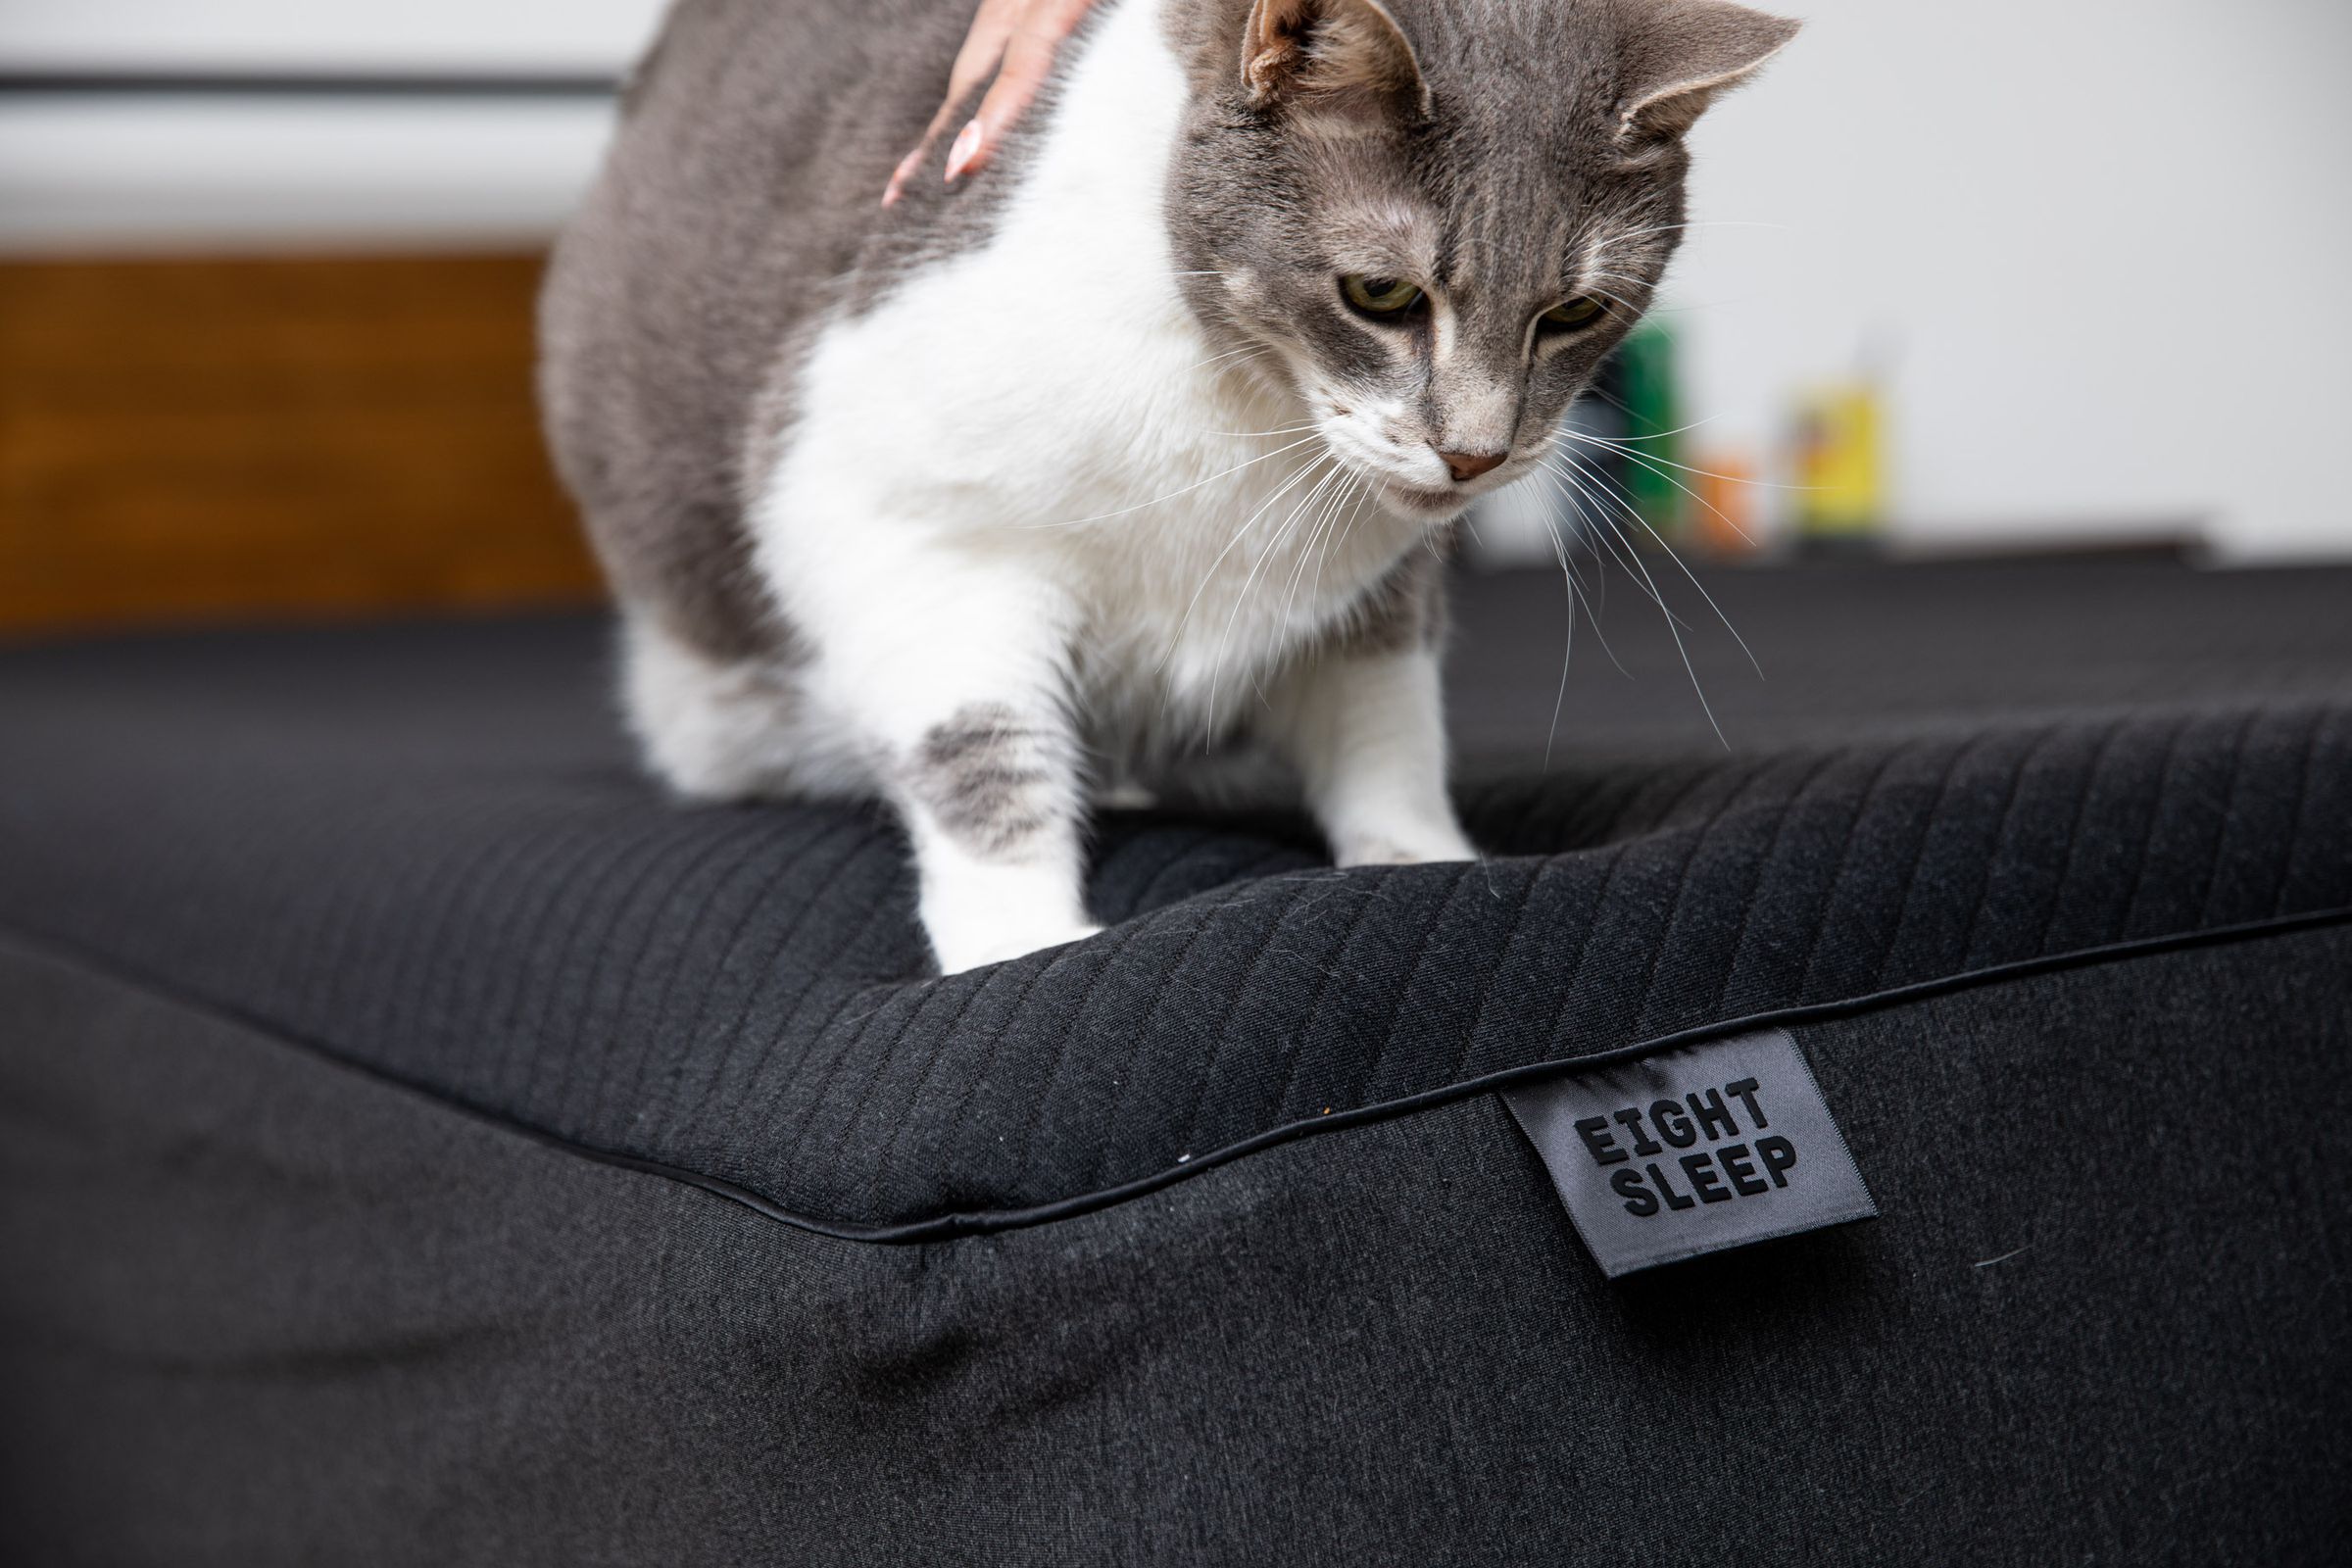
[621,615,870,801]
[1266,562,1476,867]
[812,565,1102,975]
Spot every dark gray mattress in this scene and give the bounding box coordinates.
[3,558,2349,1563]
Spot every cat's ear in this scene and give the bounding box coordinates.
[1242,0,1432,118]
[1615,1,1800,144]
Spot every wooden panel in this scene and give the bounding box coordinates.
[0,252,604,633]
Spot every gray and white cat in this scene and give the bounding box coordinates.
[541,0,1796,972]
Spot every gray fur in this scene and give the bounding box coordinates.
[542,0,1794,670]
[1163,0,1796,492]
[540,0,1069,662]
[906,704,1082,856]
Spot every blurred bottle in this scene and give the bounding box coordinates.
[1689,448,1761,557]
[1614,319,1683,546]
[1790,334,1889,550]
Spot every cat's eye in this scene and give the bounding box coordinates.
[1542,295,1610,332]
[1340,274,1425,318]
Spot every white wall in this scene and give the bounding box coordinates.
[0,0,666,75]
[1672,0,2352,558]
[0,95,617,253]
[0,0,666,252]
[4,0,2347,556]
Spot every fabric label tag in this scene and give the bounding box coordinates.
[1502,1028,1876,1278]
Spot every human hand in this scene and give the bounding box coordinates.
[882,0,1101,206]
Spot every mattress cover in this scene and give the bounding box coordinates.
[1,559,2346,1237]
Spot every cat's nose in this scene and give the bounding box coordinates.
[1440,449,1507,483]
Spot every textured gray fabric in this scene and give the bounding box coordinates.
[3,561,2347,1559]
[3,923,2347,1566]
[1,564,2346,1234]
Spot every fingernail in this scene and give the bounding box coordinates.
[944,119,982,183]
[882,152,920,207]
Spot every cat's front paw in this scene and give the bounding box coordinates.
[1333,825,1479,867]
[932,921,1104,976]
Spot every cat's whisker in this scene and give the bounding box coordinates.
[1563,436,1804,577]
[1236,353,1293,398]
[1254,467,1355,706]
[1541,454,1735,744]
[1022,433,1324,530]
[1186,340,1275,373]
[1539,474,1617,646]
[1593,219,1791,251]
[1543,517,1577,773]
[1571,446,1806,496]
[1558,425,1806,495]
[1210,458,1348,727]
[1581,280,1664,308]
[1580,285,1660,318]
[1560,427,1762,553]
[1590,547,1725,749]
[1318,473,1365,591]
[1562,450,1764,679]
[1562,478,1691,652]
[1296,470,1359,610]
[1196,350,1272,376]
[1560,483,1611,619]
[1283,466,1352,602]
[1269,477,1334,640]
[1544,457,1680,629]
[1562,409,1723,447]
[1478,472,1594,774]
[1223,472,1336,719]
[1272,466,1363,663]
[1157,450,1334,689]
[1544,460,1673,623]
[1303,470,1372,633]
[1575,388,1809,491]
[1534,467,1629,681]
[1563,423,1744,499]
[1193,420,1323,439]
[1285,467,1373,691]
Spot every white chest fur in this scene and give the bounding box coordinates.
[749,0,1421,752]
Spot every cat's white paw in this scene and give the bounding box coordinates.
[932,921,1104,976]
[1333,825,1479,867]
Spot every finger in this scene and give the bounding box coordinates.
[950,27,1061,179]
[886,94,969,204]
[943,118,985,183]
[885,0,1024,201]
[948,0,1099,180]
[1024,0,1102,38]
[995,0,1100,110]
[881,148,924,207]
[908,96,968,168]
[944,0,1026,103]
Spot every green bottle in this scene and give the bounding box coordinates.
[1614,319,1683,547]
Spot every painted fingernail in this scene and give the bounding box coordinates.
[944,119,982,183]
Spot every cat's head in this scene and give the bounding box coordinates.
[1168,0,1797,518]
